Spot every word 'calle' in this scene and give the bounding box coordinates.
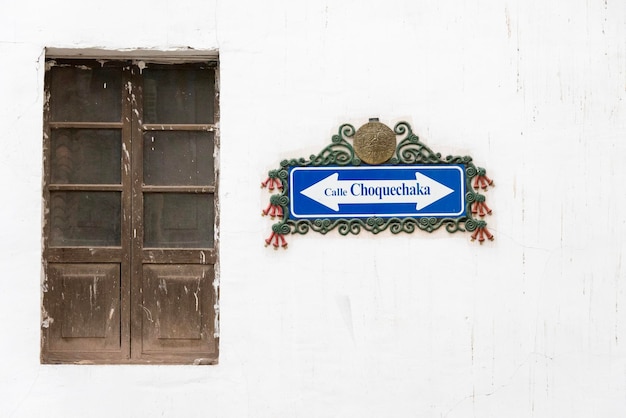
[325,183,431,199]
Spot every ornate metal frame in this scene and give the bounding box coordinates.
[262,121,494,249]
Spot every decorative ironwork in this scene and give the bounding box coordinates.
[262,121,494,249]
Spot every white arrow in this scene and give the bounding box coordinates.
[300,172,454,212]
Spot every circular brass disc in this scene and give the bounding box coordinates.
[353,121,396,165]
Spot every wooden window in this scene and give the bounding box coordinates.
[41,59,219,364]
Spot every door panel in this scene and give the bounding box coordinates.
[44,263,121,352]
[141,264,216,355]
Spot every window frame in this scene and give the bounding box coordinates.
[41,56,220,365]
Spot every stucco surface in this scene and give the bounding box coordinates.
[1,1,626,417]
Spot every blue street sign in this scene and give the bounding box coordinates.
[289,165,466,219]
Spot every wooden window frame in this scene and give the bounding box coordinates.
[41,57,219,364]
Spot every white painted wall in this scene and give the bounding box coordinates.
[1,0,626,416]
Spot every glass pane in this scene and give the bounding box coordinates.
[143,67,214,124]
[49,192,121,247]
[49,66,122,122]
[143,131,214,186]
[144,193,214,248]
[50,129,121,184]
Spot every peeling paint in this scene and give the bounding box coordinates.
[41,307,53,328]
[213,276,220,338]
[504,6,512,39]
[122,142,130,176]
[141,305,154,323]
[89,276,99,309]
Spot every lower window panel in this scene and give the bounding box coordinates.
[43,263,121,354]
[141,264,217,357]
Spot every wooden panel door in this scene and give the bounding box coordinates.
[42,61,132,363]
[42,60,218,364]
[130,63,218,364]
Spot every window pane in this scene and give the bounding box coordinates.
[144,193,214,248]
[49,192,121,247]
[49,66,122,122]
[143,131,214,186]
[50,129,121,184]
[143,67,214,124]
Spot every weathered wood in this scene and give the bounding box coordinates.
[141,264,217,358]
[42,59,219,364]
[142,124,217,131]
[50,122,124,129]
[142,185,215,193]
[142,249,217,265]
[42,263,124,362]
[47,184,123,191]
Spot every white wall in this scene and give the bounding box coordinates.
[2,1,626,417]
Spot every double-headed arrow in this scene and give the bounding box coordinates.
[300,172,454,211]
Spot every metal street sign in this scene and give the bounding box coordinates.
[289,165,465,219]
[262,120,494,248]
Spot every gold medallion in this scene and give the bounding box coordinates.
[353,120,396,165]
